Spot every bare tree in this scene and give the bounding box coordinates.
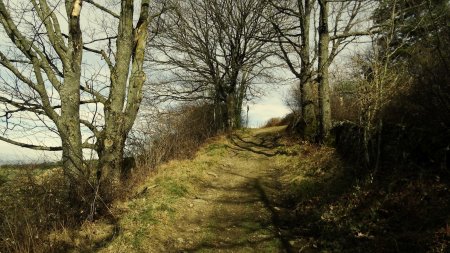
[270,0,317,139]
[356,0,448,171]
[150,0,277,130]
[0,0,161,202]
[271,0,378,141]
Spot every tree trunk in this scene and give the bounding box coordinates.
[94,0,150,186]
[59,74,84,182]
[292,0,317,140]
[235,80,247,129]
[97,127,126,184]
[59,0,85,202]
[226,94,236,130]
[302,79,317,138]
[300,3,316,138]
[317,0,332,143]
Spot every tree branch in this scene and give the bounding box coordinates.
[80,85,107,104]
[331,29,380,40]
[84,36,118,45]
[84,0,120,19]
[0,135,62,151]
[80,119,100,137]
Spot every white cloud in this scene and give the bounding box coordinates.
[246,85,292,127]
[248,103,290,128]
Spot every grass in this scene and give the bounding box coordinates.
[87,127,291,252]
[1,126,448,252]
[131,227,149,250]
[204,143,228,156]
[158,178,188,198]
[139,206,158,224]
[0,170,9,185]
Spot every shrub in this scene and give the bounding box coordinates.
[263,117,282,127]
[127,102,220,181]
[0,166,78,252]
[263,114,293,128]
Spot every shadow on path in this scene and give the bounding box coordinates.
[227,133,283,157]
[179,168,294,253]
[254,178,294,253]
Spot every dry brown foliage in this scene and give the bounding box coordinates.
[0,166,79,252]
[125,102,220,187]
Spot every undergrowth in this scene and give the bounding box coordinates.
[271,140,450,252]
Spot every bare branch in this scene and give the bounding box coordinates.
[80,119,100,138]
[84,36,118,45]
[0,135,62,151]
[331,29,381,40]
[84,0,120,19]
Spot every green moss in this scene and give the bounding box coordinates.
[205,143,228,156]
[201,230,216,243]
[139,206,157,225]
[240,221,263,232]
[261,240,282,252]
[132,227,149,250]
[156,203,176,219]
[0,168,19,183]
[0,173,7,186]
[159,179,188,198]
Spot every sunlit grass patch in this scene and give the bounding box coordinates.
[138,206,158,225]
[203,143,228,156]
[131,227,149,250]
[158,178,188,198]
[252,125,287,136]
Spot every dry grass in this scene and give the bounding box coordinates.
[0,166,76,253]
[3,125,448,252]
[88,128,290,252]
[81,127,354,252]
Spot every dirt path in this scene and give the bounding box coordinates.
[171,150,290,251]
[65,124,449,253]
[94,126,297,253]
